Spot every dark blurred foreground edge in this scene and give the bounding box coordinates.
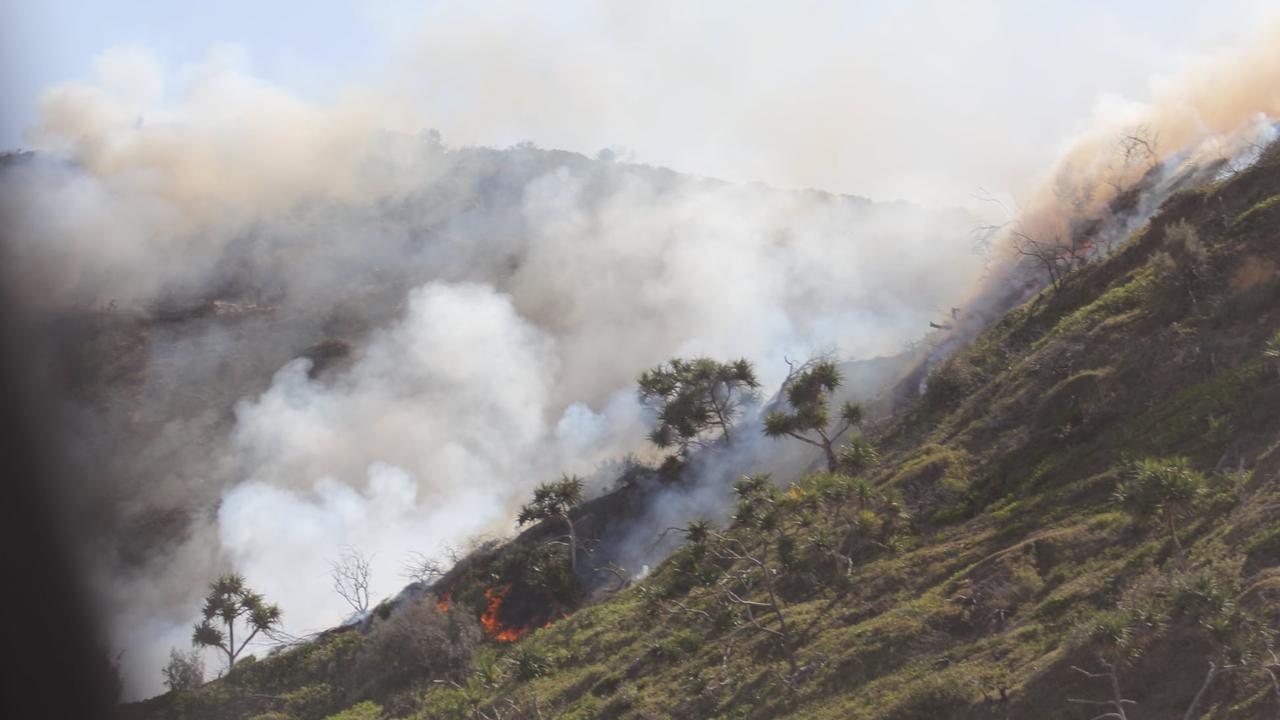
[0,282,118,718]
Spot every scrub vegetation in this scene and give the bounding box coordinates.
[124,140,1280,720]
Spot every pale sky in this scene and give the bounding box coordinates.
[2,0,1276,205]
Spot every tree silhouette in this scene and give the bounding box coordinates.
[191,573,282,668]
[329,546,373,615]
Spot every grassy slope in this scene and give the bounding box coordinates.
[130,147,1280,720]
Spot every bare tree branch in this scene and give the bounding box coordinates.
[329,546,373,614]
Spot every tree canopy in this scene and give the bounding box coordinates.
[1113,457,1205,553]
[192,573,282,668]
[637,357,759,454]
[518,475,586,573]
[762,360,864,471]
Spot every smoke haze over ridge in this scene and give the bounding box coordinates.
[2,1,1280,700]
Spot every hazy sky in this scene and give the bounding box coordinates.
[3,0,1275,205]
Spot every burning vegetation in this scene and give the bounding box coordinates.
[480,584,528,642]
[474,581,571,642]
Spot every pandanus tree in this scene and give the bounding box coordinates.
[678,476,803,687]
[1113,457,1205,554]
[762,360,865,471]
[191,573,282,668]
[518,475,585,573]
[638,357,759,455]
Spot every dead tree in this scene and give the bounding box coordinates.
[1120,125,1159,172]
[1011,229,1089,290]
[330,546,373,614]
[1181,642,1280,718]
[400,550,446,586]
[1106,124,1161,194]
[714,534,801,687]
[1067,663,1136,720]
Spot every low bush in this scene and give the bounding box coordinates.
[354,598,481,694]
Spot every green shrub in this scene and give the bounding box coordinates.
[923,358,976,410]
[1081,607,1161,663]
[283,683,336,718]
[889,445,971,522]
[505,644,550,681]
[1233,193,1280,228]
[1171,568,1235,626]
[371,598,394,621]
[161,648,204,692]
[1245,526,1280,573]
[644,629,701,662]
[415,688,472,720]
[1113,457,1205,550]
[526,541,581,606]
[839,436,881,475]
[323,701,383,720]
[884,670,975,720]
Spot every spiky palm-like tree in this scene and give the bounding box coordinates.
[763,360,865,472]
[638,357,759,454]
[518,475,586,573]
[191,573,282,668]
[1113,457,1205,554]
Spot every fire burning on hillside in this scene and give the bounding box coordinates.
[480,584,529,642]
[436,580,457,613]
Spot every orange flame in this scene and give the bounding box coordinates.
[480,584,530,642]
[436,581,456,613]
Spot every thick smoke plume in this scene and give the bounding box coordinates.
[935,20,1280,364]
[1008,20,1280,249]
[2,13,1278,701]
[1,50,983,698]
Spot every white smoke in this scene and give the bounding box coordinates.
[5,5,1280,702]
[4,52,986,698]
[229,283,558,495]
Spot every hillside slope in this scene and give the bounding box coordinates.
[2,143,985,697]
[126,143,1280,720]
[2,140,989,699]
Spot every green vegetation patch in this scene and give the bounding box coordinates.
[1232,193,1280,229]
